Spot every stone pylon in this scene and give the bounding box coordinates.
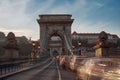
[37,14,74,55]
[4,32,19,61]
[94,31,109,57]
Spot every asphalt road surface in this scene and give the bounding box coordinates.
[5,59,77,80]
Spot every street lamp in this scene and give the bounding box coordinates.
[36,45,40,58]
[78,42,81,55]
[72,46,75,54]
[78,42,81,46]
[32,43,35,47]
[38,46,40,49]
[32,42,36,53]
[31,42,35,60]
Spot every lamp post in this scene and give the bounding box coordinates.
[32,42,35,53]
[72,46,75,54]
[31,42,35,61]
[37,45,40,58]
[78,42,81,55]
[38,46,40,50]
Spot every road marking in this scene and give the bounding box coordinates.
[56,58,62,80]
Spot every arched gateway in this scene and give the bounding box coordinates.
[37,14,74,55]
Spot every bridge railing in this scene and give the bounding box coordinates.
[0,59,41,77]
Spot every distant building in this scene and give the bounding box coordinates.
[71,31,119,56]
[16,36,30,44]
[72,31,119,44]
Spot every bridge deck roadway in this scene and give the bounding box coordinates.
[4,58,76,80]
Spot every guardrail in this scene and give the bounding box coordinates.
[0,57,53,80]
[0,59,41,77]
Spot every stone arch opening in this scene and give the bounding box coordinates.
[46,31,66,56]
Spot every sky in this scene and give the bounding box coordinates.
[0,0,120,40]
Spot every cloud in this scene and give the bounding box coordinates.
[24,0,55,17]
[0,0,38,39]
[0,0,30,27]
[0,27,34,37]
[0,0,119,39]
[49,0,104,16]
[72,20,112,33]
[50,0,86,14]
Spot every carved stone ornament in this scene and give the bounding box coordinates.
[4,32,18,49]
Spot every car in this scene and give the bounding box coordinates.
[59,55,65,66]
[76,57,120,80]
[64,55,72,70]
[69,55,87,71]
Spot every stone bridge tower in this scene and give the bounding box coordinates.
[37,14,74,55]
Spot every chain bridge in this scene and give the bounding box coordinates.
[37,14,74,56]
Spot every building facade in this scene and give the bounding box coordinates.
[72,31,119,56]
